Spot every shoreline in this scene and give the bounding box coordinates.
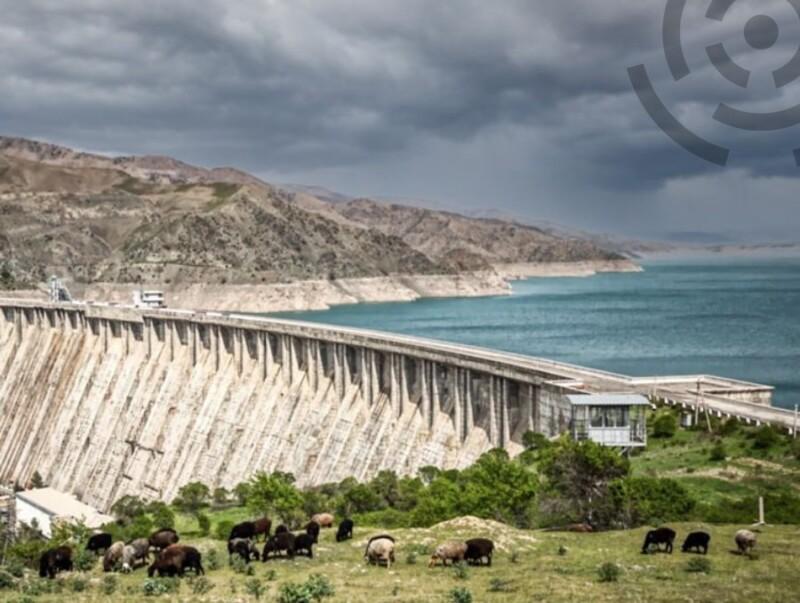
[8,259,642,313]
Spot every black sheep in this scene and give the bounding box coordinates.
[336,519,354,542]
[642,527,677,554]
[305,521,320,544]
[228,538,260,563]
[681,531,710,554]
[464,538,494,566]
[229,521,256,541]
[274,524,290,535]
[39,546,73,579]
[262,532,296,561]
[294,533,315,558]
[86,533,113,554]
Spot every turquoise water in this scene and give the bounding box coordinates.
[273,258,800,410]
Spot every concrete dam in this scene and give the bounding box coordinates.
[0,299,793,512]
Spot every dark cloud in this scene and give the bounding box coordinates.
[0,0,798,240]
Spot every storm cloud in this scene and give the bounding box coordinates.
[1,0,798,241]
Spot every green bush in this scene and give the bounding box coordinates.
[449,587,473,603]
[73,548,96,572]
[245,578,267,600]
[452,562,469,580]
[405,551,417,565]
[709,441,726,461]
[101,575,118,596]
[142,577,179,597]
[488,578,513,592]
[148,502,176,530]
[597,562,621,583]
[791,438,800,461]
[718,419,739,436]
[752,425,780,449]
[214,520,235,541]
[686,557,712,574]
[653,413,677,438]
[612,477,695,527]
[0,570,15,589]
[3,559,25,578]
[5,538,48,568]
[67,576,89,592]
[206,548,221,571]
[197,512,211,536]
[189,576,214,595]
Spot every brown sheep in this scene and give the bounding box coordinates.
[253,517,272,541]
[428,541,467,567]
[311,513,334,528]
[148,545,204,577]
[103,541,125,572]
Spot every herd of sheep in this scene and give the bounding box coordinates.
[35,516,759,581]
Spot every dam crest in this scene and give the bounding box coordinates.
[0,299,791,511]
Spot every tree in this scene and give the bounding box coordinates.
[246,472,302,523]
[611,477,695,527]
[652,413,677,438]
[30,471,46,489]
[538,438,630,528]
[522,431,551,451]
[417,466,441,485]
[233,482,251,506]
[337,484,382,516]
[147,501,175,530]
[173,482,210,515]
[212,487,230,506]
[369,470,399,508]
[110,495,147,525]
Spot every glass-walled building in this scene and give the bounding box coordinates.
[568,394,649,448]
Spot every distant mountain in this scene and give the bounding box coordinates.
[0,136,627,291]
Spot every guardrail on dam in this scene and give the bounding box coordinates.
[0,299,793,511]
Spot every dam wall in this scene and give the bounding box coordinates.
[0,299,790,512]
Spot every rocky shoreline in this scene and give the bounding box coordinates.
[11,259,642,313]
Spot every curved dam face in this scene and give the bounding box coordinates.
[0,302,565,511]
[0,300,782,512]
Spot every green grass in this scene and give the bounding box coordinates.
[0,523,797,602]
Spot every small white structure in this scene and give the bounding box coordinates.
[569,394,649,448]
[133,289,165,309]
[15,488,113,538]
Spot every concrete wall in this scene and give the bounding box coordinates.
[0,303,548,511]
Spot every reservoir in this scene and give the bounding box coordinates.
[273,256,800,410]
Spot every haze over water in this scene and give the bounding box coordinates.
[275,257,800,410]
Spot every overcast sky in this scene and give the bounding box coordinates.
[1,0,799,242]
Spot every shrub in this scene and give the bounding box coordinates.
[230,555,253,575]
[4,559,25,578]
[611,477,695,527]
[142,577,179,596]
[0,570,15,589]
[149,502,175,530]
[101,575,117,596]
[305,575,335,600]
[265,568,277,581]
[488,578,512,592]
[792,438,800,461]
[245,578,267,601]
[522,431,551,451]
[449,587,473,603]
[719,419,739,436]
[206,548,221,571]
[189,576,214,595]
[653,413,677,438]
[709,441,726,462]
[277,575,335,603]
[214,520,235,541]
[597,562,621,583]
[67,576,88,592]
[558,545,568,556]
[197,512,211,536]
[686,557,712,574]
[452,562,469,580]
[752,425,780,449]
[73,548,96,572]
[405,551,417,565]
[509,550,519,563]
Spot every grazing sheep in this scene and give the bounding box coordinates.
[311,513,334,528]
[464,538,494,566]
[336,519,354,542]
[262,532,296,561]
[682,531,711,554]
[428,541,467,567]
[228,538,260,563]
[149,528,179,551]
[121,538,150,572]
[366,537,395,568]
[229,521,256,541]
[253,517,272,541]
[305,520,321,543]
[103,541,125,573]
[148,545,204,577]
[86,533,113,554]
[641,527,676,554]
[39,546,73,579]
[294,533,316,558]
[735,529,757,555]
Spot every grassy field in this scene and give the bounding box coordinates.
[1,520,798,603]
